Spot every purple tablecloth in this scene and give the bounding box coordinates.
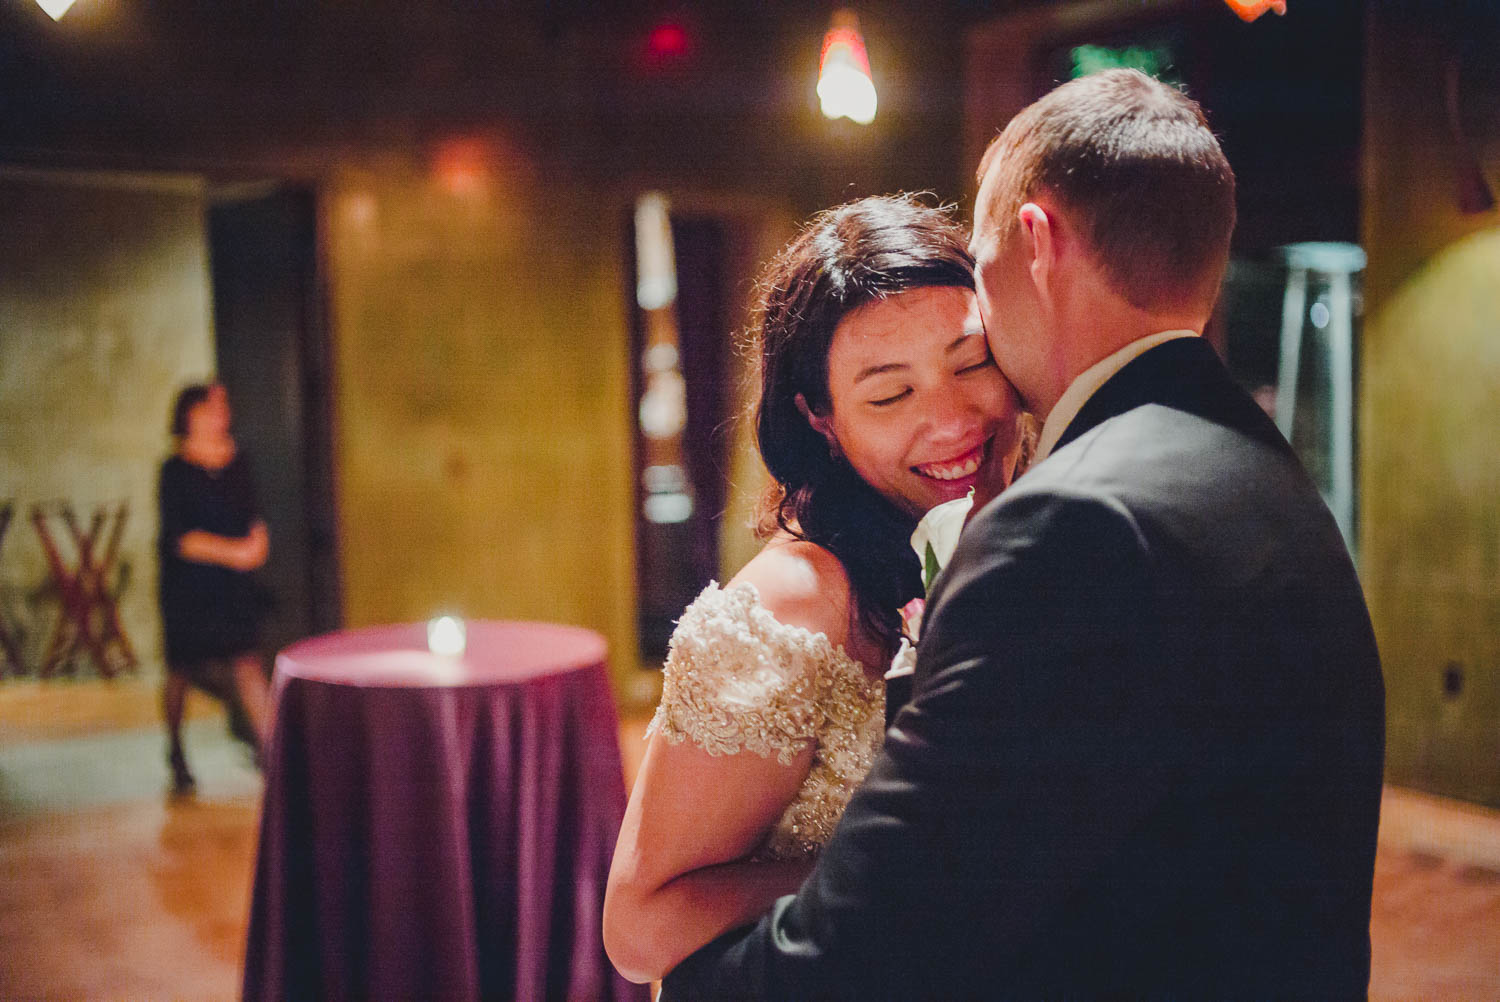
[242,621,647,1002]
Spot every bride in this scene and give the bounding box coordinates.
[603,195,1028,984]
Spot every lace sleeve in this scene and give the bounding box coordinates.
[646,581,826,766]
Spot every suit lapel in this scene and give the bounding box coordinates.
[1052,336,1294,458]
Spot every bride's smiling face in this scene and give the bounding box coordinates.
[808,285,1020,518]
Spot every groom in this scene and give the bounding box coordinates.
[663,69,1385,999]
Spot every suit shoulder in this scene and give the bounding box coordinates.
[968,476,1146,551]
[941,485,1152,626]
[1049,404,1289,482]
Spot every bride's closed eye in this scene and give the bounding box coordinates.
[868,387,912,407]
[957,357,997,376]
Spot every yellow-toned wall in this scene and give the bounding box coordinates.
[0,156,801,708]
[1362,16,1500,806]
[0,169,216,677]
[2,3,970,708]
[711,208,801,583]
[322,153,638,694]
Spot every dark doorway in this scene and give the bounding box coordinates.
[628,196,733,660]
[208,185,341,656]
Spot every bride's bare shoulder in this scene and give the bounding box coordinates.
[727,533,852,649]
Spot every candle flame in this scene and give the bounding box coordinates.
[427,616,466,657]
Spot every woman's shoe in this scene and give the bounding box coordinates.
[168,747,196,796]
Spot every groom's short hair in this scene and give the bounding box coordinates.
[977,68,1236,312]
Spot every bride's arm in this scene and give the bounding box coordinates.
[604,539,856,984]
[604,731,816,984]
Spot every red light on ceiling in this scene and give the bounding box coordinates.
[649,23,689,57]
[433,139,491,197]
[642,21,693,69]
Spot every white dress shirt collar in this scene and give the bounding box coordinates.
[1032,330,1200,464]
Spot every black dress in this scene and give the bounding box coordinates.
[157,451,266,671]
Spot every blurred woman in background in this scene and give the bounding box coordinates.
[157,382,273,794]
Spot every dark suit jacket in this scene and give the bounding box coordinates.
[663,337,1385,1000]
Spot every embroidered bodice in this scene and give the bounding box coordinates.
[647,580,886,859]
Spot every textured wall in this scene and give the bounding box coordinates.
[711,207,800,584]
[1,2,972,706]
[322,153,639,692]
[0,169,215,677]
[1362,12,1500,807]
[0,159,798,704]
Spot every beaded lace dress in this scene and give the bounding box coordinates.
[647,580,886,860]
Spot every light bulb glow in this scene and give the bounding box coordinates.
[1223,0,1286,22]
[818,15,877,125]
[634,192,678,310]
[427,616,466,657]
[36,0,78,19]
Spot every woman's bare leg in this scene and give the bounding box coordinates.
[231,654,272,748]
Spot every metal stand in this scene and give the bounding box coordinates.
[0,502,25,676]
[1275,242,1366,552]
[31,501,138,678]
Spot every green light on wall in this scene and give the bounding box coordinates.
[1070,43,1174,80]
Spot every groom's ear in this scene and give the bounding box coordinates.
[795,393,838,450]
[1017,202,1055,296]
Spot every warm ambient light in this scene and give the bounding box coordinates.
[818,9,877,126]
[1222,0,1286,22]
[634,192,677,311]
[427,616,467,657]
[36,0,78,19]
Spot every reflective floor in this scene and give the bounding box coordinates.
[0,679,1496,1000]
[0,680,259,1000]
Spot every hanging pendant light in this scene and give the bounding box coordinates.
[36,0,79,20]
[818,9,877,125]
[1222,0,1286,22]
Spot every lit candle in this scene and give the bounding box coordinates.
[427,616,466,657]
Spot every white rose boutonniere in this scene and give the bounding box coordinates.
[885,490,974,681]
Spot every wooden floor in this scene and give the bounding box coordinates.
[1,678,1498,1000]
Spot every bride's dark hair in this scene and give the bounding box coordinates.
[752,194,976,656]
